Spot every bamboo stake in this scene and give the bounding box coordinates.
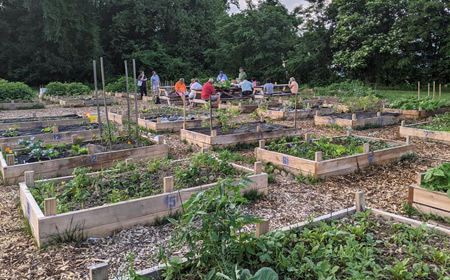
[124,60,131,137]
[183,95,187,130]
[428,83,430,97]
[132,59,139,140]
[92,60,102,142]
[439,84,441,99]
[100,57,112,148]
[417,81,420,100]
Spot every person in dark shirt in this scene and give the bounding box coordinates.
[138,71,148,99]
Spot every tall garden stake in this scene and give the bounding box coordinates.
[100,57,112,148]
[132,59,139,140]
[294,91,298,129]
[209,97,213,135]
[124,60,131,137]
[92,60,102,143]
[183,95,187,130]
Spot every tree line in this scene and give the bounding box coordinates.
[0,0,449,87]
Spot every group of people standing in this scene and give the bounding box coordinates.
[136,67,300,101]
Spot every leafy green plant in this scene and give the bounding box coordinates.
[41,123,56,133]
[3,127,19,137]
[421,163,450,198]
[0,79,34,101]
[105,76,135,93]
[78,148,88,155]
[390,97,450,111]
[415,112,450,132]
[45,82,90,96]
[267,136,392,160]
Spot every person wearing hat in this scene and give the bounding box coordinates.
[237,67,247,83]
[216,71,228,83]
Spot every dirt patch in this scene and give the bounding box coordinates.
[189,121,291,136]
[0,114,81,124]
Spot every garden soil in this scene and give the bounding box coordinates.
[0,113,449,279]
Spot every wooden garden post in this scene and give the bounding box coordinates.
[428,83,430,97]
[439,84,442,99]
[44,198,57,216]
[355,191,365,213]
[92,60,102,142]
[132,59,139,140]
[255,219,270,237]
[124,60,131,137]
[209,97,213,136]
[89,263,109,280]
[433,81,436,99]
[100,57,112,148]
[183,95,187,130]
[294,91,298,129]
[417,81,420,100]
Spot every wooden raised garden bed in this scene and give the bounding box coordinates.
[408,173,450,218]
[0,101,45,110]
[399,121,450,144]
[260,106,335,120]
[0,123,99,148]
[0,114,87,130]
[180,122,302,149]
[19,158,268,247]
[314,111,401,129]
[218,102,259,113]
[255,134,414,179]
[0,138,168,185]
[138,115,208,133]
[383,107,450,119]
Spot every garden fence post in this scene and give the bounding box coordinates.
[259,140,265,149]
[417,173,423,186]
[88,144,95,154]
[89,262,109,280]
[125,158,133,165]
[406,136,411,145]
[100,57,113,149]
[256,125,261,133]
[164,176,174,193]
[315,151,323,162]
[52,126,59,134]
[408,186,414,206]
[417,81,420,100]
[124,60,131,137]
[439,84,441,99]
[71,134,78,144]
[0,143,6,152]
[401,120,405,127]
[24,171,34,187]
[6,154,14,166]
[92,60,102,142]
[255,219,270,237]
[44,198,57,216]
[211,130,217,137]
[132,59,139,140]
[352,114,356,121]
[355,191,365,213]
[363,143,370,153]
[376,112,381,117]
[157,117,162,123]
[433,81,435,99]
[428,83,430,97]
[157,135,165,145]
[304,133,311,143]
[254,161,263,174]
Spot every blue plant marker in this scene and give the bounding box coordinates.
[53,134,61,141]
[164,195,177,208]
[282,156,289,165]
[88,155,97,164]
[368,152,374,164]
[27,202,30,221]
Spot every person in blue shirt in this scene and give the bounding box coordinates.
[216,71,228,83]
[239,77,253,96]
[150,71,160,94]
[263,78,274,95]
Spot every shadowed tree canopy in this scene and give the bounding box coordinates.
[0,0,449,86]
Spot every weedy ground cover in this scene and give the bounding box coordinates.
[267,136,393,161]
[29,153,247,214]
[155,182,450,280]
[415,112,450,132]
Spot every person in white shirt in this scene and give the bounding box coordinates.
[189,78,203,99]
[239,77,253,96]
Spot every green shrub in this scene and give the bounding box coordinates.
[315,80,374,97]
[0,79,34,101]
[45,82,90,96]
[105,76,135,93]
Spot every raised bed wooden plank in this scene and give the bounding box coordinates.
[383,107,450,119]
[0,129,100,148]
[399,122,450,144]
[255,136,414,179]
[218,103,259,113]
[180,126,302,149]
[0,116,88,131]
[138,117,204,132]
[1,143,168,185]
[314,112,399,129]
[20,162,268,246]
[0,101,45,110]
[409,173,450,218]
[260,107,335,121]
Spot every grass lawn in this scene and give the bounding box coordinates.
[375,89,450,103]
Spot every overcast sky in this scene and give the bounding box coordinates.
[230,0,309,13]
